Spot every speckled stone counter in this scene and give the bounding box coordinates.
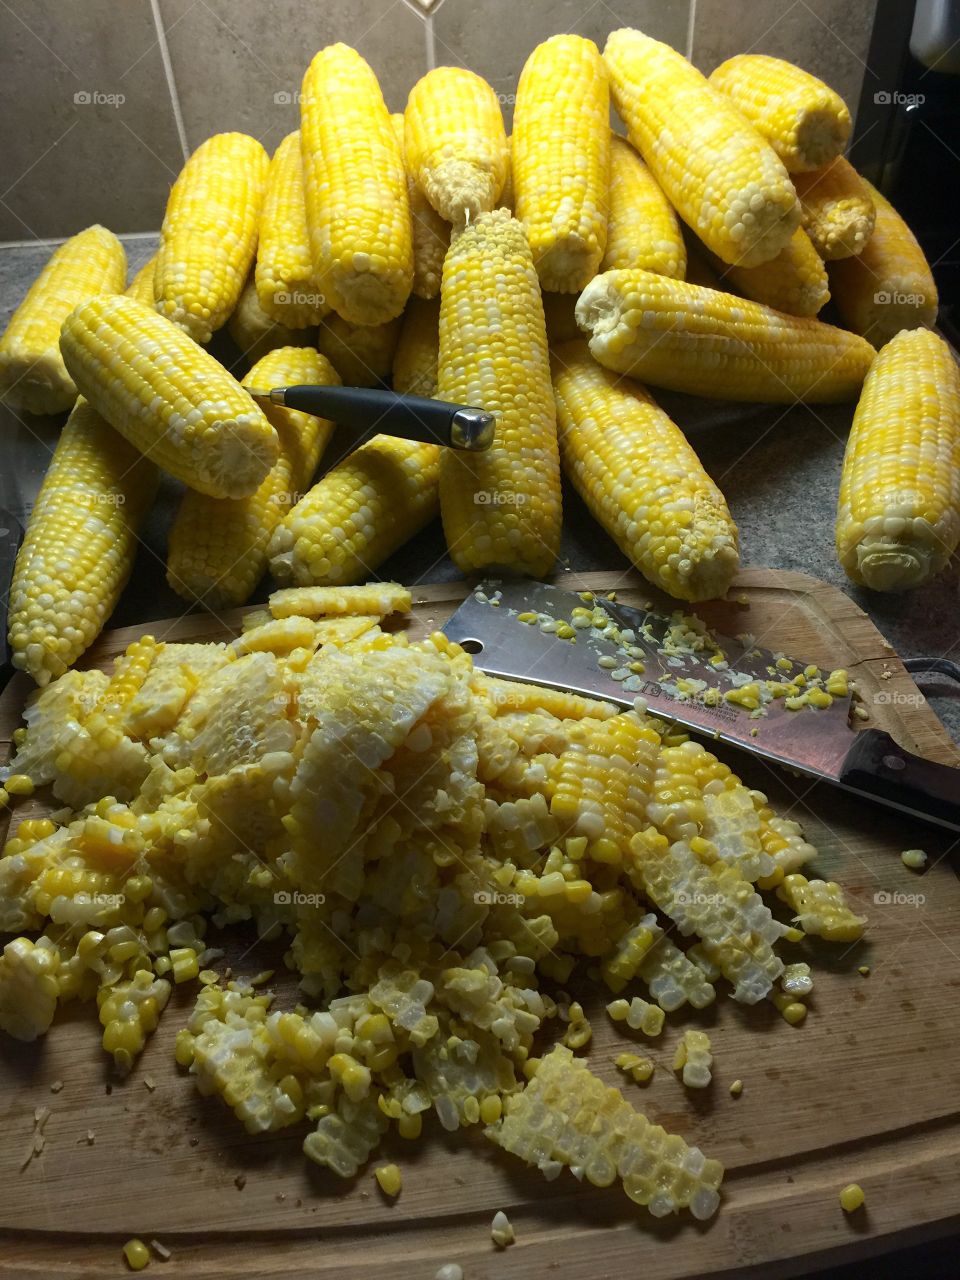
[2,234,958,744]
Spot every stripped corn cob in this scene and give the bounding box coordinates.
[512,36,610,291]
[602,137,685,279]
[317,313,401,387]
[60,295,279,499]
[793,157,875,260]
[551,341,739,601]
[576,269,876,402]
[486,1045,724,1219]
[829,177,938,346]
[125,256,157,307]
[269,582,410,619]
[604,29,799,266]
[438,210,561,577]
[710,227,830,317]
[167,347,337,607]
[268,436,439,586]
[392,297,439,397]
[256,131,328,328]
[155,132,268,343]
[708,55,851,173]
[0,225,125,415]
[777,874,866,942]
[301,45,412,325]
[391,114,449,301]
[404,67,508,225]
[475,675,615,721]
[227,274,313,365]
[8,399,157,685]
[836,329,960,591]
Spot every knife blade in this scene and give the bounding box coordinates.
[442,579,960,832]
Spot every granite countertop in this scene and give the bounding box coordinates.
[2,234,959,745]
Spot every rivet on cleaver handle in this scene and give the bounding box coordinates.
[838,729,960,831]
[248,385,495,451]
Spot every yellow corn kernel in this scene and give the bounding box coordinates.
[392,295,440,398]
[615,1052,654,1084]
[0,225,126,415]
[793,156,876,260]
[301,45,412,325]
[826,669,849,696]
[479,1094,502,1125]
[901,848,927,870]
[602,136,685,278]
[170,948,200,984]
[513,36,610,291]
[604,29,798,266]
[125,256,157,307]
[328,1052,371,1102]
[772,991,807,1025]
[155,132,268,343]
[729,1079,743,1096]
[375,1163,402,1197]
[839,1183,865,1212]
[123,1238,150,1271]
[404,67,508,225]
[397,1112,422,1139]
[3,774,34,797]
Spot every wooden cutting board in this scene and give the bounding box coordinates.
[1,568,958,1280]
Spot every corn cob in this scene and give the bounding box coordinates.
[438,210,561,577]
[255,131,328,328]
[404,67,508,225]
[836,329,960,591]
[0,225,125,415]
[268,435,440,586]
[8,399,157,685]
[317,313,402,387]
[392,296,439,397]
[708,54,851,173]
[551,341,739,601]
[300,45,412,325]
[167,347,337,608]
[269,582,410,620]
[828,177,938,346]
[576,269,876,402]
[60,295,279,499]
[498,136,513,210]
[125,255,157,307]
[512,36,610,292]
[227,274,313,365]
[710,227,830,317]
[391,114,449,301]
[777,874,866,942]
[792,156,875,259]
[155,132,268,344]
[486,1044,724,1219]
[604,29,799,267]
[602,137,685,279]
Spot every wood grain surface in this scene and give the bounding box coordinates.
[1,569,957,1280]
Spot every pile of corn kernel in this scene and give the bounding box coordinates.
[0,582,868,1222]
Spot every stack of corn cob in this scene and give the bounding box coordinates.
[0,29,955,680]
[0,583,867,1214]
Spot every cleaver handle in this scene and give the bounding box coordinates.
[839,728,960,832]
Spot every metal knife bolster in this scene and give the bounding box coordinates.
[247,385,495,452]
[442,580,960,833]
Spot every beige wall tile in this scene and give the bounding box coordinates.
[691,0,880,119]
[433,0,691,125]
[0,0,184,241]
[158,0,428,154]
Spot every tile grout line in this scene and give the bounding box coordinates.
[149,0,190,161]
[425,12,436,72]
[0,230,161,252]
[686,0,698,61]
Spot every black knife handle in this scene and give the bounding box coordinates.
[279,385,494,451]
[839,728,960,831]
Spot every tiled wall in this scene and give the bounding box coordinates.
[0,0,879,243]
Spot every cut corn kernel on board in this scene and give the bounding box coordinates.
[1,567,958,1279]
